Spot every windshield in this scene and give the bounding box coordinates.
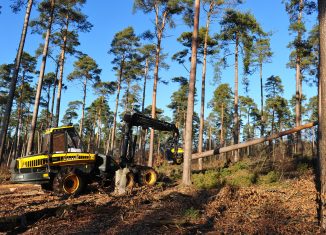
[67,129,84,152]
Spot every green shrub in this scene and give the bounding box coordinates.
[258,170,280,184]
[192,170,221,189]
[232,161,249,171]
[297,163,309,174]
[220,167,232,178]
[224,169,257,187]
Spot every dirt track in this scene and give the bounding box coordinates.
[0,171,322,234]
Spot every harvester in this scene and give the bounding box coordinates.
[10,112,182,195]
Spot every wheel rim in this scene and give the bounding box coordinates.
[145,171,156,185]
[63,174,79,194]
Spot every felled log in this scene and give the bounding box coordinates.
[192,121,318,160]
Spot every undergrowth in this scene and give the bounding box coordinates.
[183,207,200,221]
[191,156,313,189]
[156,155,314,189]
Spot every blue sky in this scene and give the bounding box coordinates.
[0,0,318,125]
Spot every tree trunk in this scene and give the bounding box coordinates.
[110,60,124,151]
[233,35,240,162]
[220,103,224,144]
[55,16,69,127]
[124,80,130,113]
[79,76,87,138]
[139,58,149,162]
[295,0,304,155]
[46,83,51,128]
[142,58,148,113]
[318,0,326,228]
[50,62,59,126]
[97,97,103,150]
[260,62,264,136]
[209,126,212,150]
[198,1,213,171]
[148,36,161,167]
[14,73,25,159]
[26,0,55,155]
[182,0,200,186]
[0,0,33,163]
[148,5,168,167]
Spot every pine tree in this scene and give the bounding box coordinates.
[252,37,273,136]
[182,0,200,186]
[318,0,326,227]
[208,83,233,145]
[133,0,188,167]
[108,27,140,152]
[53,0,92,127]
[283,0,316,154]
[67,55,101,139]
[26,0,56,154]
[0,0,34,163]
[61,101,82,125]
[220,9,265,161]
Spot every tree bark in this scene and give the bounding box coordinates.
[0,0,33,163]
[46,82,51,128]
[318,0,326,228]
[260,62,264,136]
[220,103,224,144]
[110,59,124,151]
[233,35,240,162]
[26,0,55,155]
[182,0,200,186]
[148,35,161,167]
[295,0,304,154]
[198,1,213,171]
[139,58,148,163]
[79,76,87,138]
[50,62,59,127]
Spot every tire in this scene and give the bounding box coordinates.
[53,169,85,196]
[175,156,183,165]
[126,172,135,188]
[139,168,158,186]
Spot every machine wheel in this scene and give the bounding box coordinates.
[126,172,135,188]
[139,168,158,186]
[53,169,85,195]
[175,157,183,165]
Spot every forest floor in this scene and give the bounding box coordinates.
[0,156,323,234]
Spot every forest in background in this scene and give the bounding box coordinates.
[1,0,326,232]
[0,0,319,167]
